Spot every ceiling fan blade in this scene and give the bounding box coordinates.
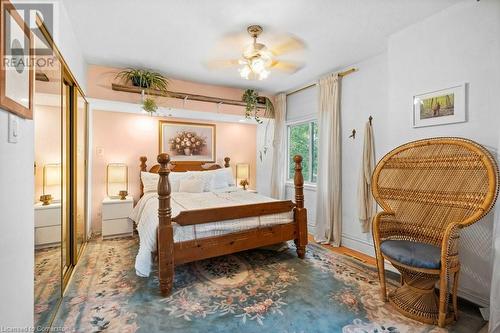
[205,59,241,69]
[270,36,305,56]
[271,60,303,73]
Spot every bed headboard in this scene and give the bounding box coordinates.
[139,156,230,197]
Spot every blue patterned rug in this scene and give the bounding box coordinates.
[52,237,484,333]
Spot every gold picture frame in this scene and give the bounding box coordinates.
[159,120,216,163]
[0,0,34,119]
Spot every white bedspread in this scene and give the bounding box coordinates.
[129,187,294,277]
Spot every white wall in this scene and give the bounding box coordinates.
[0,0,87,327]
[338,0,500,306]
[341,52,389,256]
[0,111,34,327]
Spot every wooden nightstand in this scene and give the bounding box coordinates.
[102,196,134,238]
[34,202,61,248]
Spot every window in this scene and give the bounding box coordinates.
[288,121,318,183]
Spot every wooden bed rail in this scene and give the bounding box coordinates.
[156,153,307,296]
[174,201,296,226]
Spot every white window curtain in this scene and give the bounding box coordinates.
[314,73,342,246]
[270,93,287,199]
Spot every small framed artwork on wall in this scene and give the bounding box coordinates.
[159,120,216,163]
[0,0,34,119]
[412,83,467,128]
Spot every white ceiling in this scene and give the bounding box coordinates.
[63,0,460,93]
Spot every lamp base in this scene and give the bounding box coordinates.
[40,194,52,206]
[119,190,128,200]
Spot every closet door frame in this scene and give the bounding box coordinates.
[36,16,89,291]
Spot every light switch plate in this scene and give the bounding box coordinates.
[8,113,19,143]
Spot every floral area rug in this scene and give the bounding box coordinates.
[35,246,61,329]
[52,237,484,333]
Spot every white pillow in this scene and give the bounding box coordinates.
[141,171,159,193]
[186,171,215,192]
[169,172,190,192]
[141,171,188,193]
[178,178,205,193]
[218,167,235,186]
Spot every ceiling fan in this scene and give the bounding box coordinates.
[208,25,304,81]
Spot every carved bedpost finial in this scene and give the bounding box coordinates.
[157,153,174,296]
[140,156,147,171]
[294,155,304,209]
[139,156,148,197]
[224,157,230,168]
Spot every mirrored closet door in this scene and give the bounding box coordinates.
[33,18,88,330]
[33,38,64,329]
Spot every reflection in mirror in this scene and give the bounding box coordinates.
[33,36,63,329]
[75,90,87,259]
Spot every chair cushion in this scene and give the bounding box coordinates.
[380,240,441,269]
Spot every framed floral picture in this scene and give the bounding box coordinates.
[0,0,34,119]
[159,120,216,163]
[412,83,467,128]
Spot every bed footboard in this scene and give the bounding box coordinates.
[156,153,307,296]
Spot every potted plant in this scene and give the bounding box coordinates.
[115,68,170,93]
[242,89,275,123]
[142,96,158,115]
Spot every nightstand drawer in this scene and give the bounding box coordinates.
[35,225,61,246]
[102,201,133,220]
[102,218,133,238]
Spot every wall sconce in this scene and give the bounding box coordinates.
[236,163,250,190]
[41,163,61,205]
[107,163,128,199]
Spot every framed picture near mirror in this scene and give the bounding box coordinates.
[159,120,216,163]
[0,0,34,119]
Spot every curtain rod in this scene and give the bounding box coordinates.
[286,67,357,96]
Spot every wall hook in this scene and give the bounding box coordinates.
[349,129,356,139]
[369,116,373,126]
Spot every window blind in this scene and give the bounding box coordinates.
[286,85,318,122]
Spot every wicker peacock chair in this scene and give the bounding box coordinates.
[371,137,499,327]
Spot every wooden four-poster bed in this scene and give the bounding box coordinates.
[139,153,308,296]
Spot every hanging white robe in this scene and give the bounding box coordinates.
[357,121,376,233]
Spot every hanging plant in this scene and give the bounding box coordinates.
[242,89,275,124]
[115,68,170,93]
[242,89,259,121]
[142,96,158,115]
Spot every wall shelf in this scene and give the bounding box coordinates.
[111,83,266,109]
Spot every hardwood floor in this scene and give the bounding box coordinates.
[308,234,377,267]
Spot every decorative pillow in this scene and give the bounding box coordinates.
[178,178,205,193]
[141,171,188,193]
[169,172,190,192]
[205,168,229,189]
[186,171,215,192]
[141,171,159,193]
[218,167,235,186]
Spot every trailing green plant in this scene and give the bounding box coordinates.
[142,96,158,115]
[242,89,275,124]
[242,89,259,121]
[115,68,169,92]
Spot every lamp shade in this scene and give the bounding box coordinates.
[107,163,128,198]
[236,163,250,187]
[43,163,61,200]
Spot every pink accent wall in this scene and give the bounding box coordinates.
[34,105,61,202]
[91,110,257,232]
[88,64,274,116]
